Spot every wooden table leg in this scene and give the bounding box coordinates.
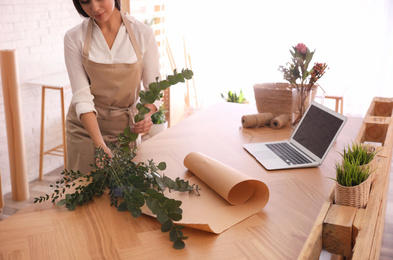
[39,87,46,180]
[60,87,67,168]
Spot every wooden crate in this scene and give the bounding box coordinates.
[298,97,393,260]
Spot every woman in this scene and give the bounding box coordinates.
[64,0,160,174]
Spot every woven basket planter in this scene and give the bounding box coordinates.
[253,83,292,118]
[254,83,318,119]
[334,158,377,208]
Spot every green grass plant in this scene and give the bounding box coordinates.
[342,142,378,166]
[335,158,372,187]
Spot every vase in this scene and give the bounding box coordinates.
[291,86,317,128]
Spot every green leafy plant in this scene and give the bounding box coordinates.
[334,159,372,187]
[331,142,379,187]
[151,105,167,124]
[119,68,193,143]
[221,89,247,104]
[278,43,329,126]
[34,69,199,250]
[341,142,378,166]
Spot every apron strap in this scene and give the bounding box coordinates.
[120,12,143,63]
[83,18,93,59]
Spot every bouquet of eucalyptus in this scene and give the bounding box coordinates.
[35,69,200,249]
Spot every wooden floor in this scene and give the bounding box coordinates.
[1,164,392,259]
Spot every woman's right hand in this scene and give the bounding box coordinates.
[95,144,113,168]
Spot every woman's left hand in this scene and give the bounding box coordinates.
[130,115,153,134]
[130,104,157,134]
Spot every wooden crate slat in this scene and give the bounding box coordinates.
[299,97,393,259]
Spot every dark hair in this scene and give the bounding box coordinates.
[72,0,121,18]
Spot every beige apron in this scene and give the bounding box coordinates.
[66,12,143,174]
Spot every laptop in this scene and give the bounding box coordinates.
[243,101,347,170]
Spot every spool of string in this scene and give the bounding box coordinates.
[270,114,290,129]
[241,113,273,128]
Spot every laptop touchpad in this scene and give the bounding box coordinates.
[254,151,277,160]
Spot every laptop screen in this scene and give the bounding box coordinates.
[292,104,345,158]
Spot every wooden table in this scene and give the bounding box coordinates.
[0,102,362,259]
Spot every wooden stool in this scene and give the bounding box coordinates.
[29,72,70,180]
[325,95,344,114]
[39,85,67,180]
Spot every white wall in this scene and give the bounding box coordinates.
[0,0,82,195]
[0,0,164,197]
[165,0,393,116]
[1,0,392,196]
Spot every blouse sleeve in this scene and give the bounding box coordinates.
[64,28,97,120]
[141,25,162,110]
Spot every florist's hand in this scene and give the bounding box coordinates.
[95,144,113,169]
[130,116,153,134]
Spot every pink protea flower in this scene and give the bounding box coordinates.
[295,43,307,55]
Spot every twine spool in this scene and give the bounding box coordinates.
[241,113,273,128]
[270,114,290,129]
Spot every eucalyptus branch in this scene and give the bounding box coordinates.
[35,68,200,249]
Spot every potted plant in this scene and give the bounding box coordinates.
[278,43,328,127]
[333,142,379,208]
[149,104,168,137]
[221,89,248,104]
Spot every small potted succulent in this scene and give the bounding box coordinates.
[149,104,168,137]
[221,89,248,104]
[333,142,379,208]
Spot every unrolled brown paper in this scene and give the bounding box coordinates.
[241,112,273,128]
[142,152,269,234]
[270,114,290,129]
[0,50,29,201]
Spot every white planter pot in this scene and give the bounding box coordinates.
[149,121,168,137]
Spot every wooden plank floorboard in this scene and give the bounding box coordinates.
[1,163,392,259]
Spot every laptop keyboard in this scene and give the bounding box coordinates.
[266,143,313,165]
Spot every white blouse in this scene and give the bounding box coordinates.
[64,13,161,120]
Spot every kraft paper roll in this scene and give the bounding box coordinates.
[142,152,269,234]
[0,50,29,201]
[241,112,273,128]
[270,114,290,129]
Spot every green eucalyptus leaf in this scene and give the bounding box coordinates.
[149,82,160,95]
[117,202,128,212]
[56,199,67,206]
[157,162,166,170]
[161,219,174,232]
[157,209,169,224]
[148,199,160,214]
[158,80,171,91]
[173,239,185,250]
[181,69,194,80]
[168,212,182,221]
[162,199,177,211]
[130,207,142,218]
[169,229,179,242]
[167,75,178,85]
